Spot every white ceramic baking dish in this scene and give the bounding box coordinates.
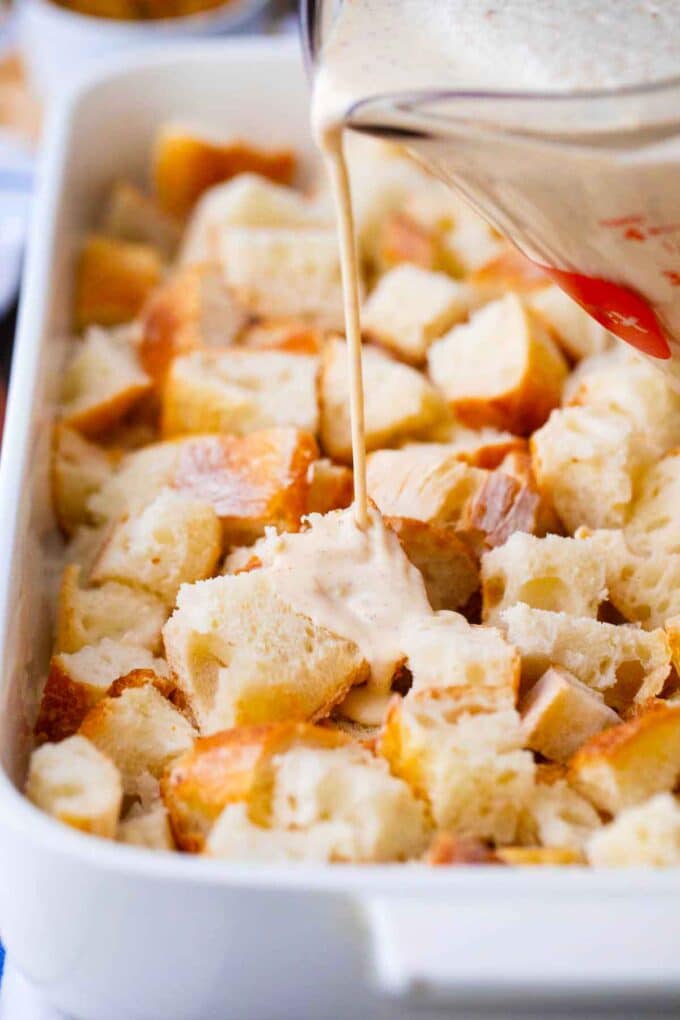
[2,40,680,1020]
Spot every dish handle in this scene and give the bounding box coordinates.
[363,892,680,1008]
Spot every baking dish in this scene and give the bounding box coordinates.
[2,40,680,1020]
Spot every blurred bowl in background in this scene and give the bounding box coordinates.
[17,0,271,96]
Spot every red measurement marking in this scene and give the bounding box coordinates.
[624,227,646,241]
[599,215,644,228]
[541,266,671,359]
[664,271,680,287]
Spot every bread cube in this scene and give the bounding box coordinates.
[481,532,606,624]
[425,832,499,866]
[624,450,680,557]
[565,346,680,460]
[570,701,680,814]
[469,248,550,299]
[102,180,181,260]
[306,458,353,515]
[386,517,478,611]
[520,667,619,764]
[376,211,446,274]
[153,126,296,218]
[240,318,325,355]
[578,528,680,630]
[80,683,195,795]
[60,326,152,437]
[51,426,114,534]
[380,692,534,844]
[163,570,369,733]
[87,439,182,525]
[460,464,549,555]
[206,738,429,863]
[26,735,122,838]
[56,564,168,654]
[219,227,346,330]
[586,793,680,866]
[117,803,175,851]
[427,294,568,434]
[367,446,486,527]
[162,722,348,851]
[521,769,602,850]
[75,235,162,330]
[442,212,505,274]
[416,423,525,468]
[502,604,670,709]
[362,265,470,365]
[138,264,248,385]
[320,339,447,462]
[528,284,612,361]
[180,173,326,266]
[530,406,641,532]
[161,348,319,437]
[496,447,563,537]
[35,638,170,743]
[91,489,222,606]
[402,612,519,705]
[172,429,318,547]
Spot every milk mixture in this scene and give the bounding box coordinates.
[312,0,680,524]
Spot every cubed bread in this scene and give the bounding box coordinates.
[180,173,326,266]
[51,426,114,534]
[362,264,470,364]
[240,318,325,355]
[570,701,680,814]
[380,691,534,844]
[163,570,369,733]
[91,489,222,606]
[153,126,296,218]
[586,793,680,866]
[320,339,447,463]
[501,604,671,709]
[376,211,447,274]
[162,722,348,851]
[441,211,505,274]
[386,517,478,611]
[401,612,519,705]
[75,235,162,329]
[117,803,175,851]
[56,564,168,654]
[469,248,550,300]
[87,439,182,524]
[624,450,680,557]
[578,528,680,630]
[218,227,346,330]
[416,422,525,468]
[530,406,641,532]
[172,429,318,547]
[459,464,547,553]
[138,264,248,385]
[35,638,169,743]
[481,532,607,624]
[665,616,680,675]
[102,180,181,260]
[520,769,602,850]
[425,832,500,866]
[206,740,429,863]
[528,284,612,361]
[565,346,680,461]
[161,348,319,437]
[214,505,431,698]
[520,667,619,764]
[306,458,353,515]
[496,447,563,537]
[26,735,122,838]
[367,445,486,523]
[427,294,568,434]
[60,327,152,437]
[79,683,195,795]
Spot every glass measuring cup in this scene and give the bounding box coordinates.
[302,0,680,377]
